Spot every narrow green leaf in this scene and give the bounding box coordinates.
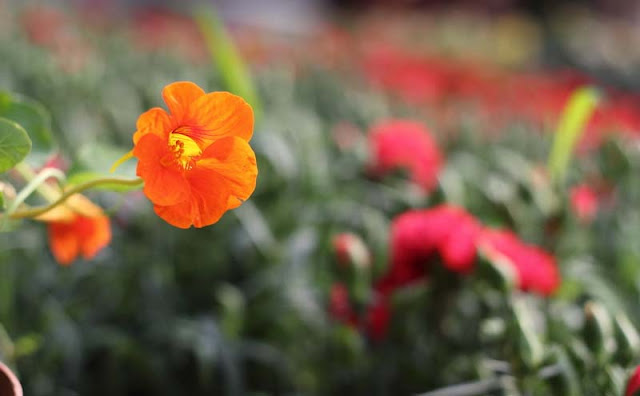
[613,311,640,364]
[477,250,518,294]
[0,92,53,152]
[194,6,262,120]
[546,346,581,396]
[583,301,617,361]
[0,117,32,173]
[512,297,545,369]
[547,86,600,184]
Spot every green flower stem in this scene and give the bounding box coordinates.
[8,163,66,216]
[12,162,64,203]
[9,177,143,220]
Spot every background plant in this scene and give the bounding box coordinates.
[1,1,640,395]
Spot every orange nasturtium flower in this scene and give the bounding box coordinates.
[36,194,111,266]
[132,81,257,228]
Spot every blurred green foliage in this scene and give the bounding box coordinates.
[1,3,640,396]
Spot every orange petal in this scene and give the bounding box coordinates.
[36,203,75,223]
[35,194,103,222]
[134,134,191,206]
[162,81,205,123]
[197,136,258,204]
[65,194,104,217]
[133,107,172,144]
[186,170,231,227]
[226,196,242,210]
[153,200,193,229]
[80,215,111,260]
[184,92,254,146]
[154,170,231,228]
[48,221,80,265]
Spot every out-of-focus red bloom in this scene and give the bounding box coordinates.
[362,45,452,105]
[570,184,599,223]
[129,8,206,63]
[36,194,111,266]
[608,93,640,138]
[333,233,371,269]
[36,153,69,175]
[365,296,391,342]
[376,205,482,295]
[364,205,481,341]
[625,365,640,396]
[478,229,560,295]
[328,283,357,327]
[506,71,585,127]
[368,120,443,193]
[21,6,67,47]
[21,5,93,73]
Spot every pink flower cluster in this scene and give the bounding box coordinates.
[363,46,640,151]
[329,205,560,341]
[367,120,442,193]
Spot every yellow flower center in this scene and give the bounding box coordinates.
[162,128,202,170]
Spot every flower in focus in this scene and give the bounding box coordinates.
[132,81,258,228]
[478,229,560,295]
[625,365,640,396]
[36,194,111,266]
[333,232,371,270]
[570,184,599,223]
[368,120,442,193]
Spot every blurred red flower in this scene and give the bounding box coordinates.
[570,184,599,224]
[328,283,357,327]
[363,47,451,105]
[365,296,391,342]
[376,205,482,295]
[368,120,443,193]
[478,229,560,295]
[625,365,640,396]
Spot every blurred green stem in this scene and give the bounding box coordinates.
[9,176,143,220]
[9,163,65,214]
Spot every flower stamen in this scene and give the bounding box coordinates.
[163,130,202,170]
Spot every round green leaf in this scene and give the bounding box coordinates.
[0,92,53,152]
[0,117,32,173]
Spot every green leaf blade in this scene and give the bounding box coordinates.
[194,6,262,121]
[0,92,53,152]
[547,86,600,184]
[0,117,32,173]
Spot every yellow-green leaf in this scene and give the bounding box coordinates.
[194,6,262,121]
[547,86,600,184]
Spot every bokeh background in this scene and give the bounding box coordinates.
[3,0,640,395]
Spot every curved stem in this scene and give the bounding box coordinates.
[9,177,143,219]
[7,167,66,215]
